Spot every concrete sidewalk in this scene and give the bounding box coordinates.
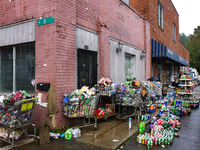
[76,109,159,149]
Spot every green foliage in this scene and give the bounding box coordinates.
[179,33,190,46]
[50,126,68,134]
[185,26,200,72]
[43,121,49,127]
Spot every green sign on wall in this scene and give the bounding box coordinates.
[37,16,55,26]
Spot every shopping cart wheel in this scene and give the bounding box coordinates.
[0,140,4,147]
[34,137,39,145]
[95,126,99,130]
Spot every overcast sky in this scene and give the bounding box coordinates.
[171,0,200,36]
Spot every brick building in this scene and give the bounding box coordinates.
[129,0,190,84]
[0,0,150,128]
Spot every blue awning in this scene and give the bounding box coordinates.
[151,39,189,66]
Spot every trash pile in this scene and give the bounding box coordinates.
[94,78,115,96]
[0,90,36,128]
[115,84,142,106]
[141,81,162,98]
[0,128,23,140]
[63,78,116,118]
[62,86,97,118]
[137,113,181,148]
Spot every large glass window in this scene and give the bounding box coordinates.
[125,54,134,79]
[157,1,163,29]
[0,43,35,94]
[0,47,13,93]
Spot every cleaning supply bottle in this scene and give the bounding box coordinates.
[129,117,132,130]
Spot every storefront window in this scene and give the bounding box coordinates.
[125,54,134,79]
[0,43,35,94]
[0,47,13,93]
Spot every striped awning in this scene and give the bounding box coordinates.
[151,39,188,66]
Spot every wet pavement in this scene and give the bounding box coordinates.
[1,87,200,150]
[76,109,159,149]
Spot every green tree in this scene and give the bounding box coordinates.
[179,33,190,46]
[185,26,200,72]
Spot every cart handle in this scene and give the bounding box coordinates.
[21,98,38,102]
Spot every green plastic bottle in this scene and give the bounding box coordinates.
[142,121,145,132]
[65,128,72,140]
[139,121,143,134]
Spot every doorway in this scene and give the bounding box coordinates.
[77,49,97,89]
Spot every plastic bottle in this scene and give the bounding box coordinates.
[139,122,143,134]
[155,138,158,146]
[137,134,141,143]
[138,135,142,143]
[150,139,153,148]
[158,138,161,145]
[142,121,146,133]
[147,140,150,148]
[64,93,69,103]
[129,117,132,130]
[141,136,145,144]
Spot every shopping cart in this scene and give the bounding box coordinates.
[0,98,38,150]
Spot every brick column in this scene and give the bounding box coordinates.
[97,17,111,79]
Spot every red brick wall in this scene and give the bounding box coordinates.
[76,0,150,79]
[54,0,77,128]
[0,0,150,128]
[0,0,58,128]
[129,0,189,65]
[129,0,149,18]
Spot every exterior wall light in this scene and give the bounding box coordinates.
[140,50,146,59]
[116,41,123,53]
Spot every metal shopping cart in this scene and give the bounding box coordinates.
[0,98,38,150]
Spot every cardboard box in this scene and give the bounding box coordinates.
[141,87,147,97]
[131,80,141,87]
[39,126,50,145]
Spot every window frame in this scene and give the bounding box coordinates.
[157,0,163,29]
[0,42,35,94]
[125,53,135,79]
[173,22,176,42]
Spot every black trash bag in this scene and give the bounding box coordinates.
[147,76,160,82]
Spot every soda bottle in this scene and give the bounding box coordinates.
[138,135,142,143]
[174,132,179,137]
[142,121,145,133]
[137,134,141,143]
[161,138,164,145]
[139,121,144,134]
[141,136,145,144]
[155,138,158,146]
[167,137,170,145]
[158,138,161,145]
[147,140,150,149]
[150,140,153,148]
[144,136,148,144]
